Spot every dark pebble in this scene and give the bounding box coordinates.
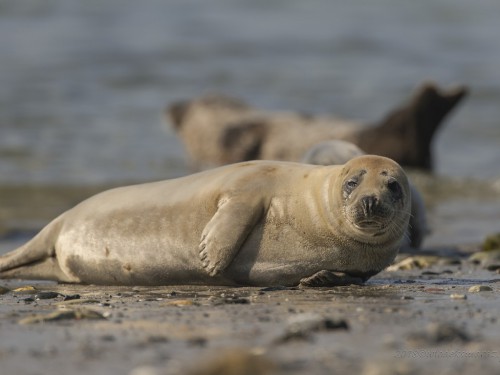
[146,335,169,344]
[276,314,349,343]
[35,292,60,300]
[486,264,500,271]
[63,294,80,301]
[406,322,471,345]
[208,296,250,305]
[187,337,207,347]
[259,286,297,292]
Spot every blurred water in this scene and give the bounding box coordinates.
[0,0,499,246]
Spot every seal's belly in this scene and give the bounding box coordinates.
[224,223,339,286]
[55,214,212,285]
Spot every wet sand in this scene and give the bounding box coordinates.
[1,245,500,375]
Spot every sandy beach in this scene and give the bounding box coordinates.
[1,243,500,375]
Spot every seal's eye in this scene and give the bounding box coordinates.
[387,179,402,200]
[344,178,358,194]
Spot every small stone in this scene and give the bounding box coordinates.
[208,296,249,306]
[401,296,414,300]
[224,297,250,304]
[63,294,81,301]
[187,337,207,347]
[363,361,417,375]
[129,366,161,375]
[259,286,294,292]
[18,308,107,324]
[387,256,441,271]
[276,313,349,343]
[146,335,169,344]
[185,349,276,375]
[56,298,101,306]
[12,286,37,294]
[35,292,60,300]
[0,285,10,294]
[163,299,197,307]
[486,264,500,271]
[450,293,467,300]
[406,322,470,345]
[468,249,500,268]
[468,285,493,293]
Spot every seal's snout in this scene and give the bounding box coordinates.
[361,195,378,217]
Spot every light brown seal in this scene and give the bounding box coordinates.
[0,155,410,287]
[302,140,428,248]
[167,82,467,171]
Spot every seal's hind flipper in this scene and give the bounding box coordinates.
[0,218,65,281]
[299,270,365,287]
[199,197,264,276]
[0,257,73,282]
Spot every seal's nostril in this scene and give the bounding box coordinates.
[361,195,378,215]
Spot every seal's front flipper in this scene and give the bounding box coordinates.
[199,198,263,276]
[299,270,365,287]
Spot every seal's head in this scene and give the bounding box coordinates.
[336,155,411,244]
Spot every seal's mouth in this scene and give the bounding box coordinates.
[352,220,387,235]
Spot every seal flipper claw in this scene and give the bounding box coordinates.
[199,197,263,276]
[299,270,365,287]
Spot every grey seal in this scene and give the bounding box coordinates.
[0,156,410,287]
[167,82,467,171]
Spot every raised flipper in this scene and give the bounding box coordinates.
[199,197,264,276]
[357,83,468,170]
[299,270,366,287]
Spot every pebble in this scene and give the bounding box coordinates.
[387,256,441,271]
[12,286,37,294]
[56,298,101,306]
[450,293,467,300]
[187,337,207,347]
[468,249,500,269]
[63,294,81,301]
[468,285,493,293]
[18,308,107,324]
[163,299,197,307]
[0,285,10,294]
[185,349,276,375]
[363,361,417,375]
[486,264,500,271]
[406,322,470,345]
[129,366,161,375]
[208,296,249,305]
[35,292,60,300]
[276,313,349,343]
